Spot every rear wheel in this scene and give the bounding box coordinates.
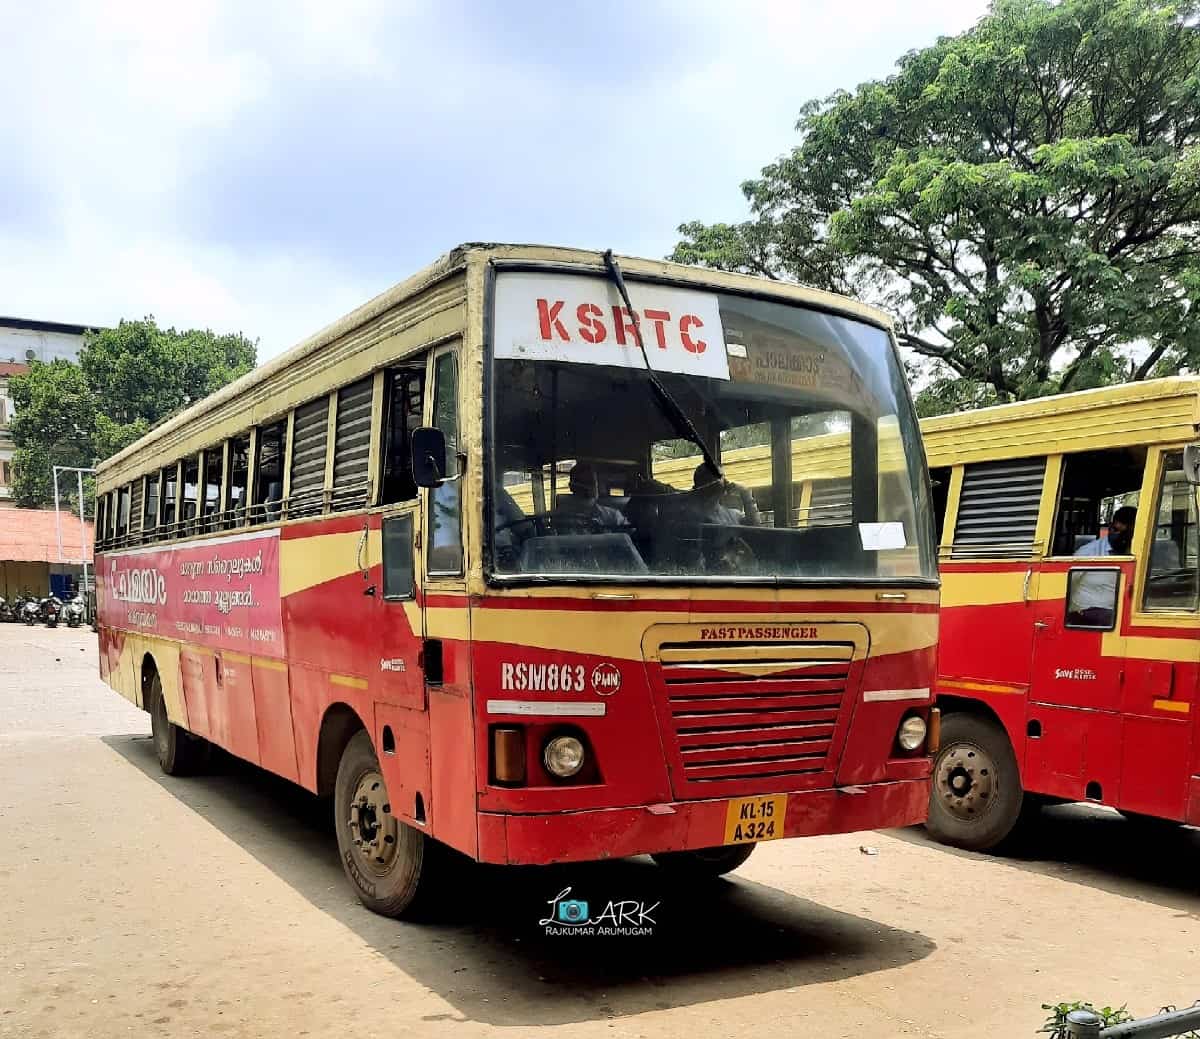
[651,843,756,878]
[334,730,440,918]
[926,713,1024,851]
[148,673,209,776]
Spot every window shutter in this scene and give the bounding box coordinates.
[331,377,373,512]
[951,457,1046,559]
[129,479,144,540]
[288,398,329,517]
[808,477,852,527]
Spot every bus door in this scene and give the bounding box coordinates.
[418,343,477,855]
[1118,448,1199,822]
[374,506,424,710]
[1026,560,1126,802]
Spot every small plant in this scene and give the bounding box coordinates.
[1040,1002,1133,1037]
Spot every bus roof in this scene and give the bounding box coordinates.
[920,376,1200,466]
[97,242,895,481]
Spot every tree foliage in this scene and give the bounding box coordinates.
[672,0,1200,412]
[9,317,255,508]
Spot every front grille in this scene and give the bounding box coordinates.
[654,640,854,796]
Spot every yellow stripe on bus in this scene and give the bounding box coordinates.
[1153,699,1190,714]
[330,673,369,690]
[939,678,1027,696]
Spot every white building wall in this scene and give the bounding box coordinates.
[0,326,86,365]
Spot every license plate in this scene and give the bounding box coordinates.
[723,794,787,844]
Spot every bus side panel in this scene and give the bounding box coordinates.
[939,601,1035,690]
[252,658,298,783]
[373,704,431,830]
[288,663,338,793]
[179,646,214,742]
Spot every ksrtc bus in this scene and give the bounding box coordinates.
[95,244,939,915]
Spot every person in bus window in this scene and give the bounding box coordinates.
[688,462,761,527]
[551,462,626,530]
[1068,506,1135,625]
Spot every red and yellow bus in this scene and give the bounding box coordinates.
[94,244,938,916]
[918,379,1200,848]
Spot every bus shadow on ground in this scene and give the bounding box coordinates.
[106,734,935,1027]
[889,805,1200,913]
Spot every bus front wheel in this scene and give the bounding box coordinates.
[334,730,437,918]
[148,673,210,776]
[651,843,756,878]
[926,712,1024,851]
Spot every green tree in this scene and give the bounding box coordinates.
[672,0,1200,411]
[9,318,255,508]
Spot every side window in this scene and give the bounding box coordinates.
[1051,447,1146,556]
[143,473,160,541]
[160,464,179,532]
[950,457,1046,559]
[115,485,131,541]
[428,352,463,575]
[929,466,951,543]
[202,448,223,531]
[382,513,415,599]
[1144,450,1199,612]
[289,398,330,519]
[1066,567,1120,630]
[380,367,425,505]
[182,456,200,528]
[226,434,250,528]
[96,496,108,548]
[331,377,373,512]
[252,421,285,522]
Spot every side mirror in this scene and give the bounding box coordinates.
[1184,443,1200,485]
[411,426,448,488]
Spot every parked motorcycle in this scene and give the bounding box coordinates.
[42,595,63,629]
[0,597,12,623]
[64,596,86,628]
[20,598,41,625]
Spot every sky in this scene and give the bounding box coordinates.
[0,0,992,362]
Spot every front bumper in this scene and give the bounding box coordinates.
[476,773,929,865]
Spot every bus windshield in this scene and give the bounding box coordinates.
[489,273,935,583]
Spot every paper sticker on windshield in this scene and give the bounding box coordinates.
[859,522,906,551]
[494,272,730,380]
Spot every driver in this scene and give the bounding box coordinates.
[552,461,627,528]
[1067,505,1135,625]
[688,463,761,526]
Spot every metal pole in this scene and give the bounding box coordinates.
[1101,1005,1200,1039]
[1066,1009,1103,1039]
[53,465,63,566]
[78,468,89,596]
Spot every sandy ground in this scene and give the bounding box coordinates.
[1,624,1197,1039]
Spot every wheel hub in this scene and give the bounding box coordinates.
[348,769,398,875]
[935,743,995,821]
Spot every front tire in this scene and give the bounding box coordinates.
[651,843,756,878]
[149,673,209,776]
[334,730,439,918]
[926,712,1024,851]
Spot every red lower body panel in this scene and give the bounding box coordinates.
[477,776,928,865]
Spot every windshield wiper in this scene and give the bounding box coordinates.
[602,249,724,481]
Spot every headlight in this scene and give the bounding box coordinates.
[543,735,586,778]
[898,716,927,751]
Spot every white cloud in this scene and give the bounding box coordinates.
[1,0,992,362]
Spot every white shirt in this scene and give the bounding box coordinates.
[1070,536,1117,612]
